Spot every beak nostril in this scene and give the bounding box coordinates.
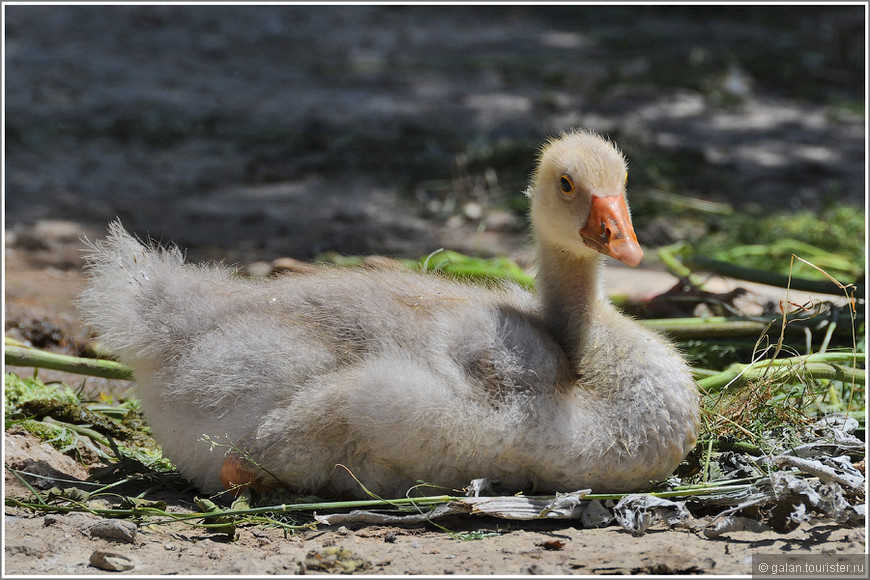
[580,194,643,267]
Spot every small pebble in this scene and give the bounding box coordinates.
[89,519,137,543]
[271,256,317,274]
[384,531,396,543]
[89,550,135,572]
[445,214,465,229]
[245,261,274,278]
[463,202,483,220]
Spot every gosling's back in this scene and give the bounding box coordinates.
[79,223,580,496]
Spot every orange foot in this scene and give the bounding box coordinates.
[219,454,279,496]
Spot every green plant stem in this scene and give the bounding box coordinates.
[713,439,764,455]
[40,417,112,448]
[698,353,865,392]
[4,340,133,381]
[644,189,734,215]
[5,466,48,505]
[641,317,772,339]
[657,243,707,287]
[687,255,862,296]
[641,314,858,340]
[577,483,756,502]
[692,368,720,379]
[7,483,759,527]
[4,494,463,525]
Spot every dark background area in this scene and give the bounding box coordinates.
[4,4,865,264]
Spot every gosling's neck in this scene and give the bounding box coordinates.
[535,243,608,363]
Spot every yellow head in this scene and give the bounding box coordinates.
[528,129,643,267]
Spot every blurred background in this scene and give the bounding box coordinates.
[4,3,865,269]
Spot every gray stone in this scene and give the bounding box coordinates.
[89,519,138,543]
[89,550,136,572]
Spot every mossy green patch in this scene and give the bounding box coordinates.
[695,204,865,282]
[4,372,172,472]
[4,372,80,417]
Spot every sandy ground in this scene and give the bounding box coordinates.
[4,4,866,576]
[4,424,866,576]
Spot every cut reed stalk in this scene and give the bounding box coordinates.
[642,317,772,339]
[698,352,865,392]
[4,339,133,381]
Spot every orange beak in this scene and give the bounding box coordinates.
[579,194,644,267]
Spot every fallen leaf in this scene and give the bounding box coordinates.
[538,539,565,551]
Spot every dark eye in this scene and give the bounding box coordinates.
[559,175,574,195]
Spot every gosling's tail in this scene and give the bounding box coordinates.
[78,220,232,368]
